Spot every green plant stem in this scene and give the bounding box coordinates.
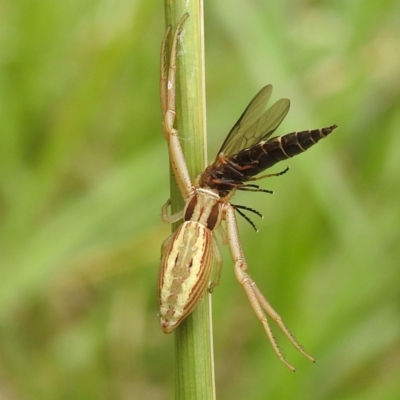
[164,1,215,399]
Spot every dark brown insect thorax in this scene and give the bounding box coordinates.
[198,157,248,198]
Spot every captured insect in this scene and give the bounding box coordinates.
[158,14,337,371]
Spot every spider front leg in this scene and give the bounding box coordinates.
[160,14,193,200]
[224,205,315,371]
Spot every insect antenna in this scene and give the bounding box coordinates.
[232,204,264,233]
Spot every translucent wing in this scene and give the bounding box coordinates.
[217,85,290,157]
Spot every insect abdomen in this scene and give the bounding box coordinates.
[235,125,337,178]
[158,221,214,333]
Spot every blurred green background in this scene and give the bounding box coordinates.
[1,0,400,399]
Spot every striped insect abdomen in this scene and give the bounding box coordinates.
[158,220,214,333]
[234,125,337,178]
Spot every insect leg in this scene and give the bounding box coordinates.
[249,166,290,181]
[224,205,313,371]
[160,14,193,199]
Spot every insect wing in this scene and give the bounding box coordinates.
[217,85,290,157]
[217,85,272,156]
[250,98,290,144]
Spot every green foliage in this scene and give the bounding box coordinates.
[1,1,399,399]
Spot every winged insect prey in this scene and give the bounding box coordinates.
[159,14,337,371]
[199,85,337,196]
